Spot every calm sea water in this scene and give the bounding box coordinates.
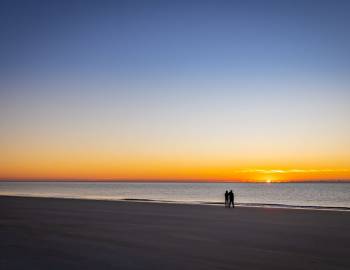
[1,182,350,210]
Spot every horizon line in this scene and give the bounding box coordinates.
[1,179,350,184]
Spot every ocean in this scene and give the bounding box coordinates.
[1,181,349,210]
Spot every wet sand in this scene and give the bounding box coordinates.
[1,196,350,269]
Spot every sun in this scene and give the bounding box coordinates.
[266,179,272,183]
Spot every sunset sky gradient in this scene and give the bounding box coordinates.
[1,0,350,182]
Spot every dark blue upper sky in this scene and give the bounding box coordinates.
[1,0,350,80]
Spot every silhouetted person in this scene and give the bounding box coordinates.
[224,190,229,207]
[228,190,234,208]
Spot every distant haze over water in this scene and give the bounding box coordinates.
[1,182,349,210]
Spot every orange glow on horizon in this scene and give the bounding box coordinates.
[1,136,349,182]
[1,161,349,182]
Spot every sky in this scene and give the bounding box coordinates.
[1,0,350,182]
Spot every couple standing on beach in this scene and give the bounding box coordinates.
[225,190,235,208]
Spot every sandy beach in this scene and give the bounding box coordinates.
[1,196,350,270]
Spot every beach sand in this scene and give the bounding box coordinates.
[1,196,350,270]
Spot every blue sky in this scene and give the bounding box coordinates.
[1,0,350,180]
[1,0,350,79]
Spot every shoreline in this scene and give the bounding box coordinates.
[1,194,350,212]
[1,196,350,270]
